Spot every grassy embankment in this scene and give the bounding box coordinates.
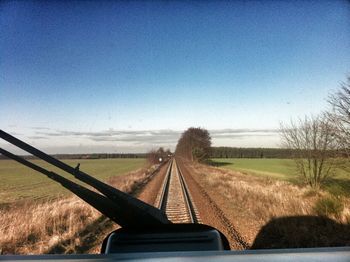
[0,158,146,206]
[192,159,350,248]
[211,158,350,197]
[0,158,148,254]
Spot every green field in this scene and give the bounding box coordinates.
[211,158,350,196]
[0,158,146,205]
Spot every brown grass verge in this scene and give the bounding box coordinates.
[0,166,158,255]
[187,162,350,248]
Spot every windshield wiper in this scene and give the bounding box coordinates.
[0,130,170,227]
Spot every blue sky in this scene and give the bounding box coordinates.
[1,0,349,153]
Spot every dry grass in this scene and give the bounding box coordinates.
[0,198,100,254]
[0,166,156,255]
[191,163,350,246]
[196,164,314,220]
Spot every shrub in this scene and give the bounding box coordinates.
[303,188,320,198]
[314,197,343,218]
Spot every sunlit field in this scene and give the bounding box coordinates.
[0,158,146,205]
[212,158,350,197]
[0,166,152,254]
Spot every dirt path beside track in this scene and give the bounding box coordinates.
[177,159,249,250]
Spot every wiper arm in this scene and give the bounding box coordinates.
[0,130,170,227]
[0,148,132,225]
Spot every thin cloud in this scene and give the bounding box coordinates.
[210,128,279,135]
[31,127,52,131]
[210,129,279,140]
[212,133,277,139]
[33,128,279,145]
[27,136,48,140]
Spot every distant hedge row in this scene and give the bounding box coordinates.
[0,153,147,160]
[210,147,293,159]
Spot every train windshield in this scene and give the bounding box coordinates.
[0,0,349,255]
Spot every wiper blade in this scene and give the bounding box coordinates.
[0,130,170,227]
[0,148,130,225]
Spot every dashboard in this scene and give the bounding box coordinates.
[2,247,350,262]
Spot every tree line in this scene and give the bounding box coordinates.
[210,147,293,158]
[147,147,172,164]
[0,153,146,160]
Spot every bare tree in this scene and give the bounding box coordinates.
[327,76,350,158]
[280,116,338,189]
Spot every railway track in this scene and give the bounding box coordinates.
[155,158,201,224]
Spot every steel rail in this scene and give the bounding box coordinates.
[158,158,198,223]
[158,159,173,211]
[176,161,198,223]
